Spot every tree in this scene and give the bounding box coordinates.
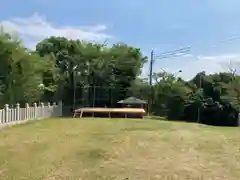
[0,31,52,106]
[36,38,147,107]
[2,30,240,126]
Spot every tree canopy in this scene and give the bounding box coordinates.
[1,30,240,126]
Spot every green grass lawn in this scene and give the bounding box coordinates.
[0,118,240,180]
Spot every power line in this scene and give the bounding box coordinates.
[147,35,240,118]
[155,51,190,60]
[149,47,191,86]
[184,35,240,55]
[150,35,240,77]
[148,47,191,115]
[153,35,240,61]
[208,35,240,49]
[154,47,190,58]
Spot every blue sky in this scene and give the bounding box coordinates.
[2,0,240,79]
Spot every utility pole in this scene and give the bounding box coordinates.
[148,47,190,116]
[149,50,154,86]
[148,50,154,116]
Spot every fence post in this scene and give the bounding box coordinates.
[4,104,9,123]
[52,102,56,116]
[58,101,63,117]
[25,103,29,120]
[16,103,20,121]
[33,103,37,119]
[41,102,44,119]
[47,102,51,117]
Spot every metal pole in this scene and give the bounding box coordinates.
[93,86,96,107]
[238,108,240,126]
[72,65,78,111]
[85,62,90,107]
[110,86,113,107]
[73,71,76,111]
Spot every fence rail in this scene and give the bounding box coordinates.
[0,102,62,127]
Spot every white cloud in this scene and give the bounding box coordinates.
[177,54,240,80]
[142,54,240,81]
[2,14,240,81]
[0,13,112,49]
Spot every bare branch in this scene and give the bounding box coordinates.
[228,60,237,76]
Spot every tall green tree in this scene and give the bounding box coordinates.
[36,38,147,107]
[2,30,240,126]
[0,31,52,106]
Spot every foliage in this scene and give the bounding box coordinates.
[1,31,240,126]
[131,71,240,126]
[36,37,147,107]
[0,31,54,106]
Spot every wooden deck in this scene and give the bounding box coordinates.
[73,108,146,118]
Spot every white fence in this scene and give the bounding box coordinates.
[0,102,62,127]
